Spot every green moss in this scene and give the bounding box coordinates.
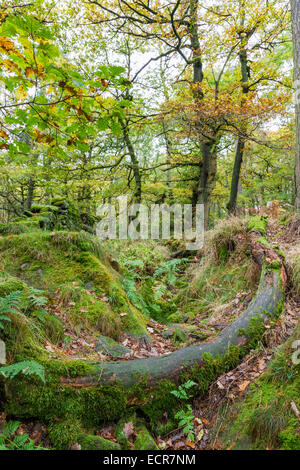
[268,260,282,270]
[115,414,158,450]
[258,237,271,248]
[219,321,300,450]
[48,416,83,450]
[4,360,129,427]
[0,231,148,338]
[78,434,121,450]
[0,222,25,235]
[184,346,243,396]
[134,427,158,450]
[238,315,266,350]
[247,215,268,235]
[0,277,27,297]
[279,420,300,450]
[140,379,180,423]
[115,416,132,449]
[163,325,188,343]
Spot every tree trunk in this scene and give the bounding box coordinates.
[227,5,250,214]
[189,0,217,229]
[291,0,300,213]
[227,137,245,213]
[121,119,142,203]
[25,176,35,211]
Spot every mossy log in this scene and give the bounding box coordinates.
[61,219,286,389]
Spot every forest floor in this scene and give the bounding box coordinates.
[0,216,299,450]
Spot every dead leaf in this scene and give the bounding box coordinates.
[217,380,225,390]
[238,380,250,392]
[196,429,204,442]
[123,421,135,439]
[186,440,195,448]
[70,443,81,450]
[194,417,203,426]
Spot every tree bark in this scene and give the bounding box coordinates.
[291,0,300,213]
[121,119,142,203]
[227,138,246,213]
[227,4,250,214]
[189,0,217,229]
[25,176,35,211]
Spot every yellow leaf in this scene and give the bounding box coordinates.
[25,67,35,78]
[0,36,14,52]
[196,429,204,442]
[15,85,28,101]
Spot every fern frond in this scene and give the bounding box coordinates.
[0,360,45,382]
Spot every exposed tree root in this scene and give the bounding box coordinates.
[61,220,286,388]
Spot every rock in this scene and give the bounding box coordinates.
[78,434,121,450]
[115,414,158,450]
[85,281,94,291]
[162,324,188,342]
[20,263,30,270]
[134,427,158,450]
[95,335,132,358]
[185,325,209,340]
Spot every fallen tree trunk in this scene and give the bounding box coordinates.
[61,218,286,388]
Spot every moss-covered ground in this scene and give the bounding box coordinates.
[217,320,300,450]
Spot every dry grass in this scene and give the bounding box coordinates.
[204,216,249,263]
[285,242,300,296]
[176,216,260,320]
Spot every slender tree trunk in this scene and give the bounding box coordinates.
[121,119,142,203]
[197,141,217,229]
[227,137,245,213]
[25,176,35,211]
[291,0,300,213]
[227,4,250,214]
[160,59,173,202]
[162,120,173,202]
[189,0,217,229]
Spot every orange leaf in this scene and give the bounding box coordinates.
[186,440,195,448]
[238,380,250,392]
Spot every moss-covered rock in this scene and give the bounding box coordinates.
[162,324,188,343]
[48,416,83,450]
[115,414,158,450]
[134,426,158,450]
[0,231,148,339]
[78,434,121,450]
[95,335,132,358]
[0,277,27,297]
